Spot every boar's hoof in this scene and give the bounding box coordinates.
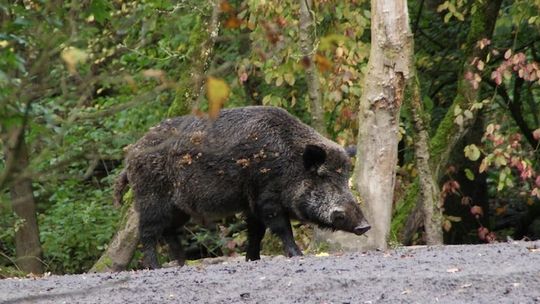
[286,247,303,257]
[353,224,371,236]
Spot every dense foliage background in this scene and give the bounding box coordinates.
[1,0,539,275]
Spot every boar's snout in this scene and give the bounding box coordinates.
[353,224,371,236]
[329,205,370,236]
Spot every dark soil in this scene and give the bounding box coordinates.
[1,241,539,304]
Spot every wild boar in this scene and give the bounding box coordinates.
[114,106,370,269]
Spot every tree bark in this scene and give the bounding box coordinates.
[6,132,44,274]
[352,0,413,250]
[391,0,503,243]
[90,201,139,272]
[298,0,325,134]
[408,75,443,245]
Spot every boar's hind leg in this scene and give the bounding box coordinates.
[162,210,190,266]
[257,202,302,258]
[138,195,174,269]
[245,214,266,261]
[139,222,161,269]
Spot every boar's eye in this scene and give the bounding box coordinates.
[303,144,326,171]
[331,210,346,223]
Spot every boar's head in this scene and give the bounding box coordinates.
[292,144,370,236]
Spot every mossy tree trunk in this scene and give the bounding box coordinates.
[90,198,139,272]
[298,0,325,135]
[408,75,443,245]
[167,0,221,117]
[391,0,504,243]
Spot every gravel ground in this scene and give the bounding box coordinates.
[1,241,539,304]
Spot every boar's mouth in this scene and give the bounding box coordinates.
[353,224,371,236]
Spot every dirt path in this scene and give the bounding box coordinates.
[1,241,539,304]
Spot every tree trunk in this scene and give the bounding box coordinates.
[90,201,139,272]
[167,0,221,117]
[352,0,413,250]
[408,75,443,245]
[298,0,325,134]
[391,0,503,243]
[6,133,44,274]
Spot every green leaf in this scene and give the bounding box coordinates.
[464,168,475,181]
[275,75,283,87]
[447,216,462,222]
[453,105,462,116]
[284,73,295,86]
[464,144,481,161]
[264,73,273,84]
[444,12,452,23]
[90,0,112,24]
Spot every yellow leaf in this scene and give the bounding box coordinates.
[61,47,88,74]
[315,252,329,257]
[142,69,166,83]
[206,77,230,120]
[315,54,332,72]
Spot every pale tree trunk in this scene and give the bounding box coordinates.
[90,201,139,272]
[6,131,44,274]
[408,76,443,244]
[352,0,413,250]
[298,0,325,134]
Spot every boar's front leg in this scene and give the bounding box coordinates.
[256,199,302,258]
[245,214,266,261]
[162,231,185,266]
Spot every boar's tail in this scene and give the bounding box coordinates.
[113,169,129,208]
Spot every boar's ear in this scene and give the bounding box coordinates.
[303,144,326,171]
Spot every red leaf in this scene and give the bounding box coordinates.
[478,227,489,240]
[533,129,540,141]
[470,205,484,218]
[504,49,512,59]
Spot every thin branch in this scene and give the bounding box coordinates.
[413,0,425,35]
[486,79,539,149]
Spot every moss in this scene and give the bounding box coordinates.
[390,180,419,243]
[89,256,113,273]
[167,76,193,117]
[428,102,458,164]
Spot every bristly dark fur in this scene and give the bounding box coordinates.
[117,106,369,268]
